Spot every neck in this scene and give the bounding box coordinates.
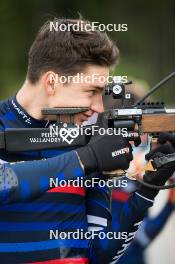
[16,80,47,120]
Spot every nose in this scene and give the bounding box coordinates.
[90,95,104,113]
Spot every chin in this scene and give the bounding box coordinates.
[75,120,83,125]
[74,115,89,125]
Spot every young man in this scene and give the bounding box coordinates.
[0,18,175,264]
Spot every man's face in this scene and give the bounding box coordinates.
[48,65,109,125]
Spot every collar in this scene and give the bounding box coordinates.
[8,95,49,128]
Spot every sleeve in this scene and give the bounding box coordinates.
[134,201,173,249]
[86,180,112,231]
[0,150,85,204]
[117,201,174,264]
[88,192,154,264]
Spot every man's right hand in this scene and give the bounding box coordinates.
[137,133,175,200]
[76,134,133,174]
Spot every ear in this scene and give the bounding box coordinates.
[43,71,58,96]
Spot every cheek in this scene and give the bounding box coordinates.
[92,93,103,105]
[62,93,89,107]
[74,94,92,107]
[55,88,93,107]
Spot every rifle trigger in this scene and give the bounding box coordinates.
[144,160,157,172]
[151,138,158,144]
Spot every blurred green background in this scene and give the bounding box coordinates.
[0,0,175,104]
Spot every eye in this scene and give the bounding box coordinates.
[88,90,96,96]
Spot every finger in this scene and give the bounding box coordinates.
[125,132,141,147]
[133,136,141,147]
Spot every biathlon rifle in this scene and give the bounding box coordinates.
[0,71,175,189]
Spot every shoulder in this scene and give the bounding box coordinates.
[0,97,14,130]
[0,98,10,114]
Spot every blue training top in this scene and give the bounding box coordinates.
[0,96,154,264]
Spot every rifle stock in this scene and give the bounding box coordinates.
[142,113,175,133]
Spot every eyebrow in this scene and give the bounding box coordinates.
[93,85,105,90]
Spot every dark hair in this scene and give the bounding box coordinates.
[27,18,119,84]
